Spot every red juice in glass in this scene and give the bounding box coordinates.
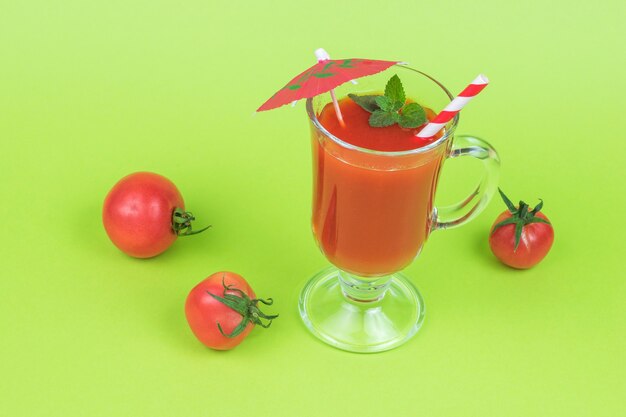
[312,97,446,276]
[300,66,499,353]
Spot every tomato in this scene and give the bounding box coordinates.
[185,272,278,350]
[489,189,554,269]
[103,172,208,258]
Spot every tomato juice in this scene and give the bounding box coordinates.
[311,97,448,276]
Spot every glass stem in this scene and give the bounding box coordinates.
[338,271,392,303]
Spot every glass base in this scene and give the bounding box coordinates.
[298,267,425,353]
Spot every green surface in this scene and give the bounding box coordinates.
[1,1,624,416]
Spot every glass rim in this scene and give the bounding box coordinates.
[306,65,459,157]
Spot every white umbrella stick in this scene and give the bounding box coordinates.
[329,89,345,127]
[315,48,345,127]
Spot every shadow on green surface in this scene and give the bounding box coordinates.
[70,201,115,256]
[468,228,512,272]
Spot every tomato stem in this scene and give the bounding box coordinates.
[172,207,211,237]
[491,189,551,251]
[207,276,279,338]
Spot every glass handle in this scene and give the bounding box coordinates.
[432,134,501,230]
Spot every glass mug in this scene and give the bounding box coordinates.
[298,66,500,353]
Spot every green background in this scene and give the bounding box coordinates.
[1,1,624,416]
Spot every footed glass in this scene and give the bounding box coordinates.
[298,66,500,353]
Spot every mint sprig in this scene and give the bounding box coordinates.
[348,74,427,128]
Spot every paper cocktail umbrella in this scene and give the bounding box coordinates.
[257,48,399,119]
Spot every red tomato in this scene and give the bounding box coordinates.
[185,272,278,350]
[103,172,208,258]
[489,189,554,269]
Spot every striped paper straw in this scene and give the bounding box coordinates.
[416,74,489,138]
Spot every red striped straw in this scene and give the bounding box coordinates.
[416,74,489,138]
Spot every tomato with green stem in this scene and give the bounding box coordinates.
[103,172,209,258]
[489,189,554,269]
[185,272,278,350]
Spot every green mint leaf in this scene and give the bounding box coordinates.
[391,101,404,112]
[384,74,405,106]
[369,110,399,127]
[375,95,393,112]
[348,94,381,113]
[398,102,427,128]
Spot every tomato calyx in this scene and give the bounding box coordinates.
[172,207,211,237]
[491,188,551,251]
[207,276,279,338]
